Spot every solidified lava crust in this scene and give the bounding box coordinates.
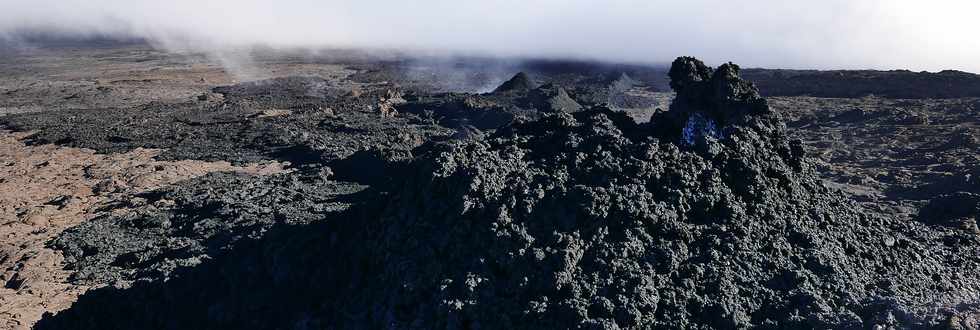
[32,57,980,329]
[343,57,980,328]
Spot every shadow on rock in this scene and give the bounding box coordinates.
[35,204,379,330]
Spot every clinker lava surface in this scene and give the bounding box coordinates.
[342,57,980,328]
[35,57,980,329]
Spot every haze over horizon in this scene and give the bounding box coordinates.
[1,0,978,73]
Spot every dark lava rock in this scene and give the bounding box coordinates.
[336,57,979,328]
[37,57,980,329]
[450,124,485,141]
[397,79,583,130]
[742,68,980,99]
[493,72,536,94]
[524,83,583,113]
[52,171,366,285]
[44,194,72,208]
[397,79,587,130]
[606,73,660,110]
[609,72,642,93]
[918,192,980,228]
[326,147,414,187]
[0,85,450,165]
[397,92,535,129]
[773,95,980,204]
[667,57,771,127]
[213,76,350,102]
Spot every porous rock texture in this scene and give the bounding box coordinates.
[918,192,980,233]
[51,171,365,285]
[350,57,980,328]
[396,73,581,130]
[36,57,980,329]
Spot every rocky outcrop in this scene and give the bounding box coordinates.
[492,72,536,94]
[524,83,583,113]
[338,57,980,328]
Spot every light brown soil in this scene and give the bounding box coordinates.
[0,130,285,330]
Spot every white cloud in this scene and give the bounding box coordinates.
[1,0,978,72]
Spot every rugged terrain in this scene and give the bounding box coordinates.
[0,44,978,329]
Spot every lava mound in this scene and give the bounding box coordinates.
[493,71,536,93]
[351,57,980,328]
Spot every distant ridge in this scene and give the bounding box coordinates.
[742,68,980,98]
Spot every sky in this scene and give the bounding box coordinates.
[1,0,978,72]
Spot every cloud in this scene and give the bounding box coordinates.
[1,0,978,72]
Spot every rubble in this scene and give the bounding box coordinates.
[331,57,980,328]
[13,53,980,329]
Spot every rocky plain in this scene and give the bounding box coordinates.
[0,43,978,329]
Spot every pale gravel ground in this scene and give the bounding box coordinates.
[0,130,285,330]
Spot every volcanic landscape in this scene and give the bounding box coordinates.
[1,43,979,329]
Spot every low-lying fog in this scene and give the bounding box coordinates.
[1,0,978,73]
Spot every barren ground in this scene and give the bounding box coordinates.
[0,44,978,329]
